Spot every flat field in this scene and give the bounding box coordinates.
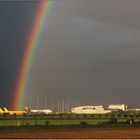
[0,114,139,126]
[0,128,140,139]
[0,114,140,138]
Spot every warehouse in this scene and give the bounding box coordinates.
[108,104,127,111]
[71,106,111,114]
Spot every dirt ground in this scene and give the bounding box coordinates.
[0,128,140,139]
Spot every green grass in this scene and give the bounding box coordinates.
[0,114,140,127]
[0,119,109,126]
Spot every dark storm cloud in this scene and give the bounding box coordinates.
[0,1,38,108]
[1,0,140,109]
[27,0,140,109]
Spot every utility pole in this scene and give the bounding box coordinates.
[67,101,70,113]
[60,101,61,113]
[78,101,80,107]
[65,102,67,113]
[51,100,53,111]
[71,101,73,109]
[45,96,47,109]
[37,96,39,110]
[62,100,64,113]
[57,100,59,112]
[29,96,32,109]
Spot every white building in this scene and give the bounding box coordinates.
[108,104,127,111]
[127,108,140,112]
[71,106,111,114]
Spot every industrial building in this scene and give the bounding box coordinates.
[71,105,111,114]
[108,104,127,111]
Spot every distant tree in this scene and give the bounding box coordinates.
[123,114,128,118]
[22,114,26,126]
[13,113,17,117]
[34,116,37,126]
[44,121,50,126]
[79,121,88,126]
[83,114,87,118]
[127,118,134,125]
[68,114,71,118]
[23,113,26,117]
[129,114,134,118]
[3,113,7,118]
[111,114,115,117]
[26,122,30,126]
[76,114,79,118]
[108,117,118,124]
[117,114,121,118]
[105,114,109,118]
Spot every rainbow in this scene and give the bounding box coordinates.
[13,1,52,110]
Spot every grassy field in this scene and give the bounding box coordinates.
[0,113,140,127]
[0,119,110,126]
[0,114,140,138]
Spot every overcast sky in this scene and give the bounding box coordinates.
[1,0,140,109]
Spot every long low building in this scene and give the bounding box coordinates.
[108,104,127,111]
[71,106,111,114]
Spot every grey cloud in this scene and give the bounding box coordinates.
[25,0,140,109]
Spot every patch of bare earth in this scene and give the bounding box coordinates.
[0,128,140,139]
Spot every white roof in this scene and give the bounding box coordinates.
[72,105,104,108]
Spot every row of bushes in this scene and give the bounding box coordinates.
[1,113,140,118]
[23,117,139,127]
